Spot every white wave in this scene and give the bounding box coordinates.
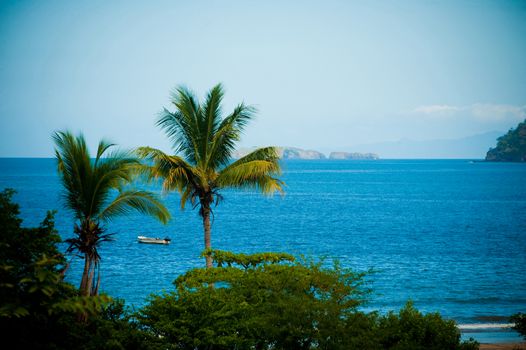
[459,323,514,330]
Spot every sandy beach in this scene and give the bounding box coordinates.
[480,343,525,350]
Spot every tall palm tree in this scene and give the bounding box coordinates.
[53,131,171,296]
[137,84,284,268]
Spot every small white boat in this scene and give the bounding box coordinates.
[137,235,171,245]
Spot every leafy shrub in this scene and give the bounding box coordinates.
[138,250,478,350]
[374,302,479,350]
[0,188,109,319]
[0,189,149,349]
[139,250,368,349]
[511,312,526,340]
[65,299,160,350]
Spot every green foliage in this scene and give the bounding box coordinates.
[0,188,105,318]
[374,302,479,350]
[61,299,160,350]
[510,312,526,340]
[53,131,170,295]
[137,84,284,204]
[486,119,526,162]
[6,297,158,350]
[139,250,367,349]
[53,132,170,224]
[138,250,479,350]
[136,84,284,267]
[202,248,295,268]
[0,189,156,349]
[0,188,120,347]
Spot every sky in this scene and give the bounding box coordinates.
[0,0,525,157]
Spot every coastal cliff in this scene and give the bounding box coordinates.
[485,119,526,162]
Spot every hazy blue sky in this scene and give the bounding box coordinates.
[1,0,525,157]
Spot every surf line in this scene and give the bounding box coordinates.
[458,323,514,330]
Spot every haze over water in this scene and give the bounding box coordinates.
[1,158,525,342]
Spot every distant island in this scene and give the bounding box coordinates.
[329,152,379,160]
[278,147,326,160]
[233,147,379,160]
[485,119,526,162]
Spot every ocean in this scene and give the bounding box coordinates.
[1,158,525,343]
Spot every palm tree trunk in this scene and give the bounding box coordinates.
[87,261,95,296]
[80,254,91,296]
[93,265,101,296]
[202,205,213,268]
[77,255,93,322]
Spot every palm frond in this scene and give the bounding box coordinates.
[157,109,199,164]
[136,146,197,194]
[217,147,284,195]
[157,86,202,165]
[203,84,224,136]
[87,154,140,217]
[180,187,195,210]
[94,139,116,167]
[200,84,224,168]
[65,220,113,262]
[53,131,93,220]
[207,102,256,168]
[54,131,170,224]
[98,190,171,223]
[149,84,283,211]
[226,146,281,168]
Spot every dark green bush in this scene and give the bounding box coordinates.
[0,189,151,350]
[63,299,160,350]
[374,302,479,350]
[511,312,526,340]
[138,250,479,350]
[139,250,368,349]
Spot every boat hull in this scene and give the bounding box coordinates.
[137,236,171,245]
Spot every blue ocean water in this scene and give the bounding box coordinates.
[1,158,525,343]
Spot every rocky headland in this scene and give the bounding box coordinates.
[485,119,526,162]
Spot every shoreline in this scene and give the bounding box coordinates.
[460,323,522,345]
[480,343,525,350]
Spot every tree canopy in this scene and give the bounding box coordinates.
[138,250,478,350]
[137,84,284,267]
[486,119,526,162]
[53,131,170,295]
[0,188,118,348]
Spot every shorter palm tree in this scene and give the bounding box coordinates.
[53,131,171,296]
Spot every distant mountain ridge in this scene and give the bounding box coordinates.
[232,147,378,160]
[346,131,503,159]
[233,131,504,160]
